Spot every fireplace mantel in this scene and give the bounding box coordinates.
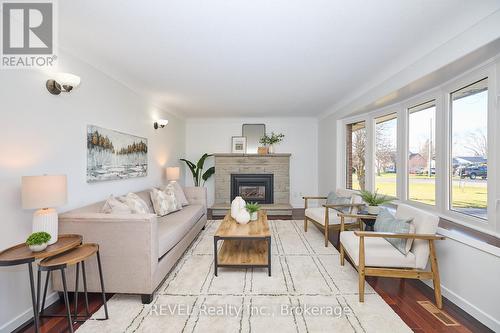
[213,153,291,206]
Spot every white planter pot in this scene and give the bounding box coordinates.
[249,211,258,221]
[29,243,48,252]
[268,145,274,154]
[367,206,379,215]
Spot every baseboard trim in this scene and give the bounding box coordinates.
[425,281,499,332]
[1,292,59,333]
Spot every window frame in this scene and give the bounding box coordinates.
[338,62,498,235]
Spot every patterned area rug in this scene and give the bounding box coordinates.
[78,220,411,332]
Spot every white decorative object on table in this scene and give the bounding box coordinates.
[367,205,380,215]
[235,209,250,224]
[22,175,67,245]
[29,243,48,252]
[231,196,246,218]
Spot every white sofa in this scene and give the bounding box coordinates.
[52,186,207,303]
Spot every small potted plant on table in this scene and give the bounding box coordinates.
[26,231,52,252]
[358,190,393,215]
[245,202,261,221]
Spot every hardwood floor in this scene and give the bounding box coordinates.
[17,219,492,333]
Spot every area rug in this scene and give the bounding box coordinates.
[77,220,411,333]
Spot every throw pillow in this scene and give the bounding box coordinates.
[101,195,132,214]
[326,191,352,213]
[374,208,415,255]
[170,181,189,206]
[150,188,176,216]
[123,192,150,214]
[165,184,182,211]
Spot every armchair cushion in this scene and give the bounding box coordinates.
[375,208,415,255]
[340,231,416,268]
[305,207,357,225]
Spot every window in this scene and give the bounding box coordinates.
[375,113,397,197]
[408,101,436,205]
[450,78,488,219]
[346,121,366,190]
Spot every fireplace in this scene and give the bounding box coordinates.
[230,174,274,204]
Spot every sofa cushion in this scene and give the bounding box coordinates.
[124,192,151,214]
[326,191,351,213]
[157,204,204,258]
[171,181,189,206]
[340,231,416,268]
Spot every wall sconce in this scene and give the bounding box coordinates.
[46,73,81,95]
[154,119,169,129]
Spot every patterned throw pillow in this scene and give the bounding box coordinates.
[150,188,179,216]
[326,191,352,213]
[374,208,415,255]
[123,192,150,214]
[101,195,132,214]
[170,181,189,206]
[165,184,182,211]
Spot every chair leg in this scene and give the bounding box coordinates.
[358,235,366,303]
[324,208,329,247]
[358,269,365,303]
[340,243,345,266]
[429,240,443,309]
[304,217,308,232]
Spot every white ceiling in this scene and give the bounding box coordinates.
[59,0,500,117]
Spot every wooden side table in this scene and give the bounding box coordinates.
[338,212,378,231]
[38,243,109,333]
[0,234,82,333]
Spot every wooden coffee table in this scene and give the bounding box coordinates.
[213,211,271,276]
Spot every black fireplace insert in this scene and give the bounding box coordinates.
[230,174,274,204]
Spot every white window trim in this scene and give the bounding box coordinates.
[338,59,499,236]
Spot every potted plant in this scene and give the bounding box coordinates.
[259,132,285,154]
[358,190,393,215]
[26,231,51,252]
[245,202,261,221]
[180,153,215,187]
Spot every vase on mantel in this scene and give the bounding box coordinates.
[268,145,274,154]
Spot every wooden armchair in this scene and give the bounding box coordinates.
[339,203,446,308]
[303,189,364,247]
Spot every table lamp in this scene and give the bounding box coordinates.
[166,167,180,183]
[22,175,67,245]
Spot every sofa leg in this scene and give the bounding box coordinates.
[202,225,206,230]
[141,293,154,304]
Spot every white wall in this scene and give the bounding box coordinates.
[0,52,185,332]
[185,118,318,208]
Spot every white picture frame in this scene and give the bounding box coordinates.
[231,136,247,153]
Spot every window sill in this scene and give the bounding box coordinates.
[437,218,500,257]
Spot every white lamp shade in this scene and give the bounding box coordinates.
[166,167,180,181]
[22,175,67,209]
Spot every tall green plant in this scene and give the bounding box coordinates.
[180,153,215,186]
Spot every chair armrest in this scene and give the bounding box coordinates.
[323,203,365,210]
[303,196,327,200]
[337,213,376,219]
[354,231,445,240]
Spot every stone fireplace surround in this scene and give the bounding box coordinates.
[212,153,292,215]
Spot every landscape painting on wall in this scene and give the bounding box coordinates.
[87,125,148,182]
